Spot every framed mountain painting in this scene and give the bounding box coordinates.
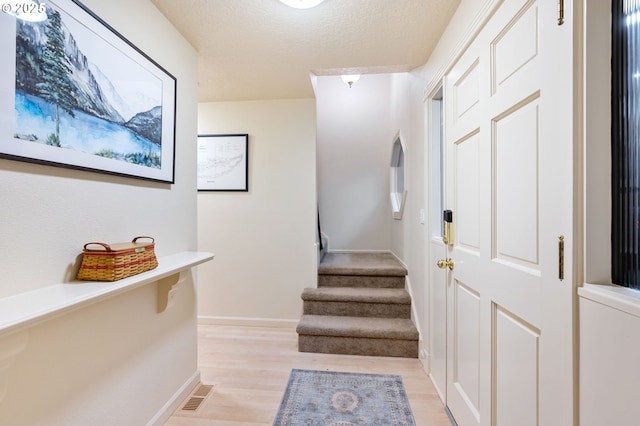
[0,0,176,183]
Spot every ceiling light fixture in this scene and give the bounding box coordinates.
[341,74,360,88]
[279,0,326,9]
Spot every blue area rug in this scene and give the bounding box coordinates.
[273,369,416,426]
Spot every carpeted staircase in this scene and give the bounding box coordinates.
[296,252,419,358]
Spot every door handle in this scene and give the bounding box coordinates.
[437,258,454,271]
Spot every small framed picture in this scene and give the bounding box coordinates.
[197,134,249,191]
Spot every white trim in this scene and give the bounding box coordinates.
[582,0,611,284]
[579,283,640,319]
[388,250,408,269]
[403,274,423,346]
[147,371,200,426]
[420,348,430,372]
[429,371,447,406]
[198,316,298,329]
[326,249,393,254]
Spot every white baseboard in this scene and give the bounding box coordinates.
[198,316,298,329]
[147,370,200,426]
[388,250,408,269]
[419,348,430,373]
[326,249,392,254]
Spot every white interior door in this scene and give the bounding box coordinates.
[440,1,574,425]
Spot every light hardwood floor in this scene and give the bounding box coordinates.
[164,324,451,425]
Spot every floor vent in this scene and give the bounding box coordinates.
[181,384,213,412]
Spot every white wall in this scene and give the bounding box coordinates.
[388,71,429,353]
[197,99,317,325]
[578,1,640,423]
[0,0,200,423]
[316,74,394,251]
[583,0,611,284]
[579,286,640,426]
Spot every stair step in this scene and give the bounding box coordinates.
[301,287,411,318]
[297,315,418,358]
[301,287,410,304]
[297,315,418,340]
[318,252,407,277]
[318,274,405,288]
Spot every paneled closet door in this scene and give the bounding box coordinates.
[441,0,574,425]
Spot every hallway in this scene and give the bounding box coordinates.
[164,324,451,425]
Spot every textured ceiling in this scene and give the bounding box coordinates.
[150,0,461,102]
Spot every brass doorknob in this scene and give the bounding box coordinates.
[437,258,454,270]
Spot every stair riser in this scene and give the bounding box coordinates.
[298,335,418,358]
[303,301,411,319]
[318,275,405,288]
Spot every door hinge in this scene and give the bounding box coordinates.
[558,235,565,281]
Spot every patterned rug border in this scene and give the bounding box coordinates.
[273,369,416,426]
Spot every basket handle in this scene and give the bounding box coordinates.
[83,242,112,252]
[132,236,155,244]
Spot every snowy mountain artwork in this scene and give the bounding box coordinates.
[0,0,176,183]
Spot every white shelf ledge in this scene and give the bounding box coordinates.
[0,251,214,338]
[579,283,640,319]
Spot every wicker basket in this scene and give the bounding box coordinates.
[77,236,158,281]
